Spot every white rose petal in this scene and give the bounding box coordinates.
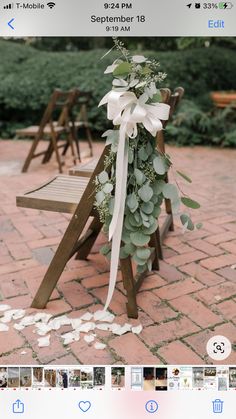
[94,342,107,350]
[132,324,143,335]
[61,330,80,345]
[20,316,36,327]
[80,312,93,322]
[109,323,122,334]
[104,63,119,74]
[113,79,128,87]
[20,351,27,355]
[34,313,52,323]
[113,323,132,336]
[79,322,96,333]
[0,304,11,312]
[71,318,82,330]
[84,335,95,343]
[0,323,9,332]
[93,310,115,323]
[129,79,140,88]
[132,55,147,63]
[36,323,52,336]
[14,323,25,331]
[95,323,111,331]
[38,335,50,348]
[1,309,25,324]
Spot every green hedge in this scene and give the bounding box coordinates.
[0,39,236,141]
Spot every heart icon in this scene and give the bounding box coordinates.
[78,401,91,413]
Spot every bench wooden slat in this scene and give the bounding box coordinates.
[69,157,99,177]
[16,175,90,214]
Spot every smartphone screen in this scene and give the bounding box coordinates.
[0,1,236,418]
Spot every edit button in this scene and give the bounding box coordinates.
[208,19,225,28]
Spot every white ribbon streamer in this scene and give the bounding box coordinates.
[99,90,170,310]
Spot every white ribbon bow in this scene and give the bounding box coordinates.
[99,90,170,310]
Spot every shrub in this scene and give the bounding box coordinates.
[0,39,236,144]
[166,100,236,147]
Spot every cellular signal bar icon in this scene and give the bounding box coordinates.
[4,3,14,9]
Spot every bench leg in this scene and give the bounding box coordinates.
[75,216,102,260]
[31,213,89,309]
[42,141,54,164]
[22,136,41,173]
[120,257,138,319]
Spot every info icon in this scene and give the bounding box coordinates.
[145,400,159,414]
[207,335,232,361]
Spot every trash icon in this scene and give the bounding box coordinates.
[212,399,224,414]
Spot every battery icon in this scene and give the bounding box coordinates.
[219,2,233,8]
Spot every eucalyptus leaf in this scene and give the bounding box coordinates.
[119,246,130,259]
[142,220,158,235]
[172,198,181,214]
[177,170,192,183]
[180,214,194,231]
[140,210,149,221]
[100,244,111,256]
[132,254,148,266]
[152,91,162,103]
[96,191,105,205]
[141,201,154,215]
[134,211,141,223]
[137,264,148,274]
[152,180,166,195]
[124,216,137,232]
[146,142,154,156]
[124,243,136,255]
[103,183,113,194]
[113,62,132,77]
[138,147,149,162]
[153,155,166,175]
[98,171,109,184]
[134,168,145,185]
[181,197,201,209]
[196,222,203,230]
[122,230,131,244]
[138,184,153,203]
[152,206,162,218]
[127,193,139,213]
[128,149,134,164]
[136,248,151,260]
[130,231,150,246]
[162,184,179,201]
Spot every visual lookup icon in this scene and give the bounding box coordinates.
[207,335,232,361]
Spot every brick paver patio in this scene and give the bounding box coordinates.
[0,139,236,365]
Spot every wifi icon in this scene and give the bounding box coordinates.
[47,2,56,8]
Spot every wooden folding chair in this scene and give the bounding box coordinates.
[16,89,79,173]
[16,88,184,319]
[62,92,93,160]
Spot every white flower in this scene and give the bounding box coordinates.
[132,55,147,63]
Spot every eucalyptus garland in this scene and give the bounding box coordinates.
[95,39,201,275]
